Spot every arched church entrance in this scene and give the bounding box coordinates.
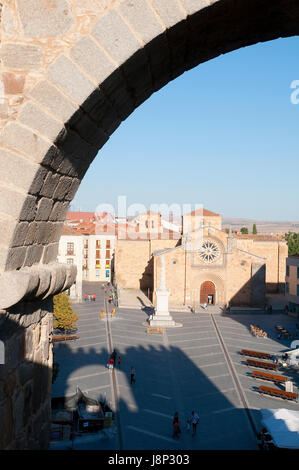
[200,281,216,305]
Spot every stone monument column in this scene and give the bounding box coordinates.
[150,255,175,327]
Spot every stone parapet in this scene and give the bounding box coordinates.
[0,263,77,310]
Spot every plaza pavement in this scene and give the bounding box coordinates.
[52,283,299,450]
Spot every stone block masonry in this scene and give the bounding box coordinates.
[0,0,298,451]
[0,298,53,450]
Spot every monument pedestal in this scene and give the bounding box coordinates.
[149,289,176,327]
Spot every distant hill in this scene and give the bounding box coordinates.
[222,218,299,234]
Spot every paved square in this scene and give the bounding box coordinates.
[52,284,299,450]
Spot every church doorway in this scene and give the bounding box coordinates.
[200,281,216,305]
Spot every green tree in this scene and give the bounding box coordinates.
[240,227,248,234]
[252,224,257,234]
[285,232,299,256]
[53,292,79,332]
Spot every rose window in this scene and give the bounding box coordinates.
[198,240,220,264]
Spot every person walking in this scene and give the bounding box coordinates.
[117,356,121,368]
[130,366,135,384]
[111,348,117,362]
[108,356,114,370]
[172,412,180,439]
[190,410,199,436]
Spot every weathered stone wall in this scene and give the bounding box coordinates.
[238,239,288,292]
[0,0,298,451]
[115,238,178,289]
[0,298,53,449]
[0,0,299,273]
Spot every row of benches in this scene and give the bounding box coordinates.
[246,358,278,370]
[146,326,164,335]
[241,349,298,401]
[52,334,78,342]
[240,349,272,360]
[258,385,298,401]
[251,370,287,384]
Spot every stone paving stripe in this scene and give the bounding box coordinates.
[78,327,105,333]
[126,426,178,444]
[76,334,107,342]
[167,331,215,338]
[189,352,223,359]
[69,341,107,349]
[224,338,274,347]
[67,371,108,381]
[211,315,258,439]
[143,409,172,419]
[152,393,172,400]
[111,334,162,343]
[232,361,252,368]
[212,407,237,415]
[208,373,230,380]
[195,361,227,369]
[168,336,216,344]
[77,319,101,325]
[180,343,220,350]
[83,384,111,392]
[193,387,236,400]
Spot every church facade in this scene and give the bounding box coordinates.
[114,210,287,309]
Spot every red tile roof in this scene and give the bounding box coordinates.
[185,209,220,217]
[66,211,95,221]
[233,234,285,241]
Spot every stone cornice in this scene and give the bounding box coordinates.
[0,263,77,309]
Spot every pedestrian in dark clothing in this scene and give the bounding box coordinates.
[117,356,121,368]
[172,412,180,439]
[111,349,117,361]
[130,366,135,384]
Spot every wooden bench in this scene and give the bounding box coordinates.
[258,385,298,401]
[251,370,287,384]
[52,334,78,342]
[246,359,278,370]
[241,349,272,360]
[146,326,164,335]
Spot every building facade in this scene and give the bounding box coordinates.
[285,255,299,315]
[115,209,288,309]
[57,213,116,301]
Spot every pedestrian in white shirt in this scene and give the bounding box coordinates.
[191,411,199,436]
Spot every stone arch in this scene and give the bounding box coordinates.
[197,272,226,304]
[1,0,299,450]
[0,0,299,278]
[200,280,216,304]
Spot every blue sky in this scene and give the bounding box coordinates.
[73,37,299,221]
